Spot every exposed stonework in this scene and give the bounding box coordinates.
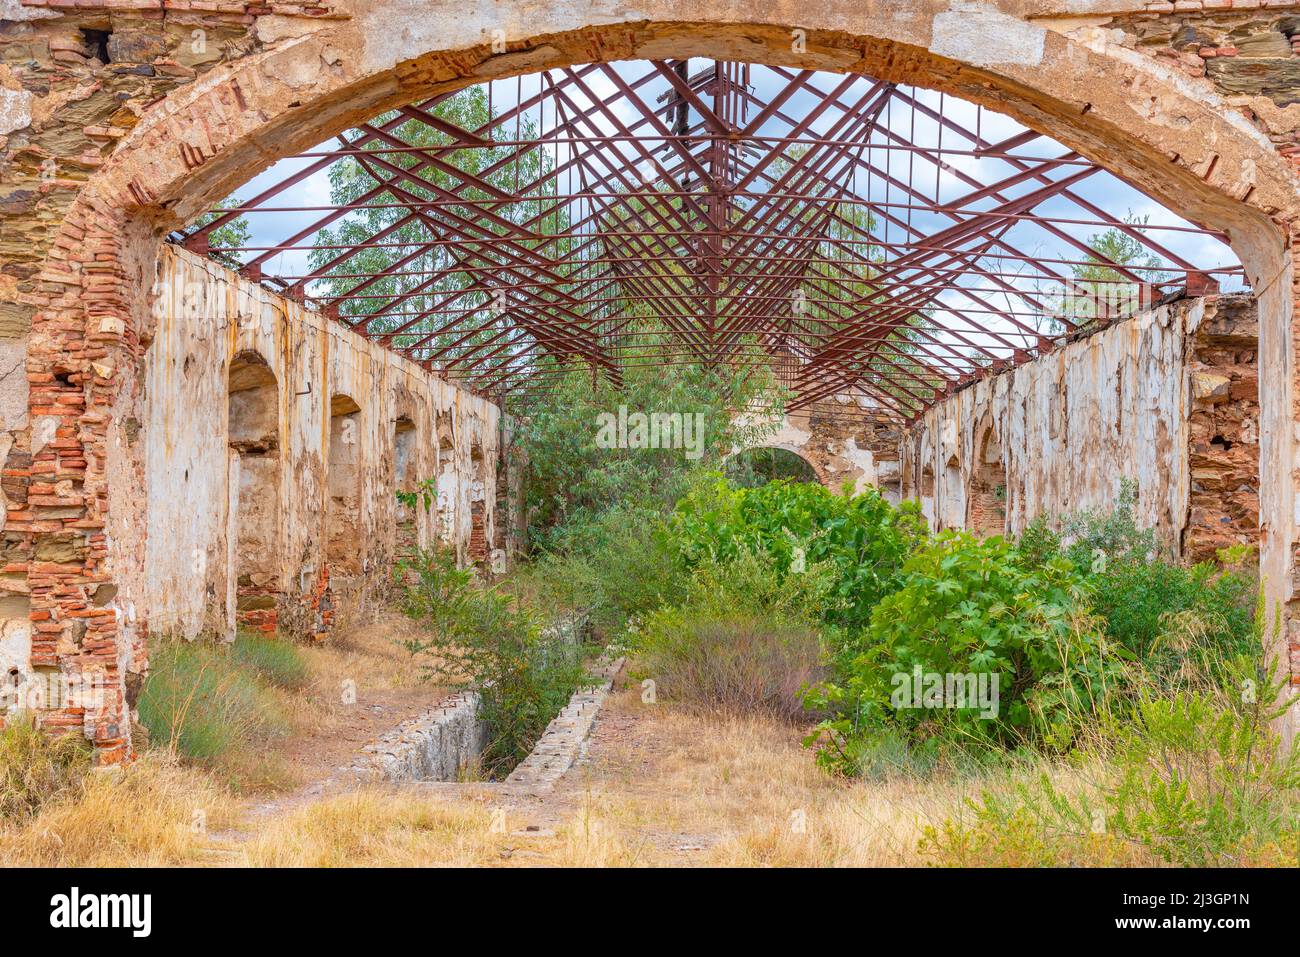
[362,689,488,784]
[735,400,904,499]
[901,294,1259,562]
[503,655,623,793]
[1185,295,1260,560]
[1,0,1297,759]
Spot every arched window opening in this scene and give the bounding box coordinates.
[227,351,280,631]
[435,423,455,545]
[326,394,363,576]
[725,447,819,487]
[941,455,964,531]
[918,464,937,529]
[392,414,418,563]
[970,425,1008,538]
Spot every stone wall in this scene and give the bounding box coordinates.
[142,244,498,641]
[901,294,1258,559]
[0,239,499,754]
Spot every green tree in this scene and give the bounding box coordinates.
[194,196,251,269]
[309,87,567,364]
[1043,213,1171,334]
[516,331,781,546]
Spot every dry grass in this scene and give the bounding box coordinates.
[235,787,643,867]
[275,610,431,734]
[0,717,92,820]
[510,693,1117,867]
[550,694,981,866]
[239,789,502,866]
[296,611,429,699]
[0,753,238,866]
[0,686,1130,868]
[632,612,826,722]
[0,656,1148,868]
[157,610,443,795]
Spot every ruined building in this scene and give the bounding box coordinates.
[2,0,1299,760]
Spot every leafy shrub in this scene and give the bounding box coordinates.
[672,477,927,631]
[518,503,686,636]
[0,715,91,820]
[807,532,1126,769]
[399,546,588,776]
[137,636,292,765]
[516,340,781,543]
[1023,484,1257,688]
[667,547,842,626]
[1090,558,1254,677]
[1059,478,1158,566]
[632,609,825,722]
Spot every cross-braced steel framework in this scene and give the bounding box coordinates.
[175,60,1243,419]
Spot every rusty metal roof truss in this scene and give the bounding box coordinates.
[175,60,1243,419]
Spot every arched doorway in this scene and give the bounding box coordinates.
[227,351,281,633]
[392,413,420,568]
[24,3,1299,758]
[969,423,1008,538]
[918,464,937,530]
[940,456,965,532]
[326,394,363,580]
[726,447,821,487]
[435,419,456,546]
[469,438,489,566]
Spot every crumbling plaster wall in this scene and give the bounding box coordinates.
[901,294,1259,559]
[142,244,498,642]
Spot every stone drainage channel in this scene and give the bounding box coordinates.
[332,613,623,793]
[350,655,624,792]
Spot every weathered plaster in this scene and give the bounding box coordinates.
[902,295,1259,560]
[4,0,1298,756]
[141,245,499,641]
[732,398,903,496]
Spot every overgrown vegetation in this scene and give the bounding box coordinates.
[672,478,926,632]
[0,716,91,821]
[509,419,1296,865]
[0,752,238,867]
[920,673,1299,867]
[633,607,824,723]
[397,546,588,776]
[810,531,1125,760]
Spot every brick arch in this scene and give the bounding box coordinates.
[22,0,1300,760]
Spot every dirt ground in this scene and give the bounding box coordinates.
[219,661,973,866]
[242,610,453,809]
[117,619,1022,868]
